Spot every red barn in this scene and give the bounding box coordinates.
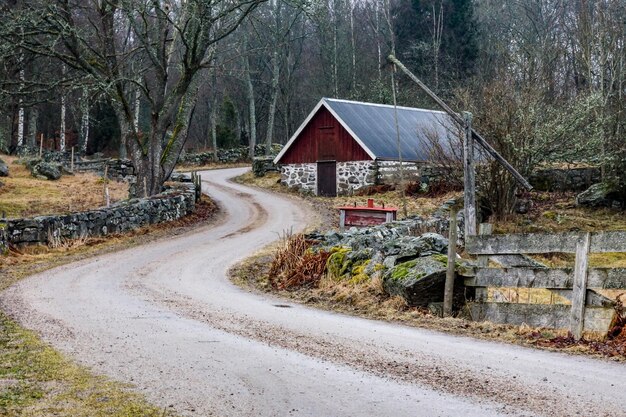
[273,98,458,196]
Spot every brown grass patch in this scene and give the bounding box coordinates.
[268,232,330,290]
[231,245,626,360]
[234,171,459,220]
[0,155,128,218]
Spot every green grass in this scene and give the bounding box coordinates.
[0,312,168,417]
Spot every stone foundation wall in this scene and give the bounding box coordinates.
[1,181,197,248]
[337,161,377,194]
[529,167,600,192]
[375,160,422,185]
[280,160,439,195]
[281,163,317,193]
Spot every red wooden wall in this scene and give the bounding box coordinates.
[278,106,372,164]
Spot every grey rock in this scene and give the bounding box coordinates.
[382,256,397,269]
[382,255,448,307]
[0,158,8,177]
[576,182,623,208]
[32,162,62,180]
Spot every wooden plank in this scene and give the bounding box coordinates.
[466,267,626,289]
[477,224,492,268]
[570,233,591,339]
[466,230,626,255]
[466,232,583,255]
[489,254,547,268]
[468,302,615,333]
[590,230,626,253]
[469,268,572,288]
[549,289,616,308]
[463,112,476,238]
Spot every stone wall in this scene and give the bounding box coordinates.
[337,161,377,194]
[376,160,422,184]
[281,163,317,193]
[73,159,136,182]
[280,160,435,196]
[180,144,283,166]
[529,167,600,192]
[1,182,197,249]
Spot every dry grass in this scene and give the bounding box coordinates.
[494,191,626,234]
[235,171,459,219]
[0,155,128,218]
[231,249,626,359]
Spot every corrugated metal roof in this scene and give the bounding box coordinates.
[323,98,459,161]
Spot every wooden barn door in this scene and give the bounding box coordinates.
[317,161,337,197]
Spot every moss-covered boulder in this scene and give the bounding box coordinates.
[382,255,454,307]
[31,161,62,180]
[576,182,624,208]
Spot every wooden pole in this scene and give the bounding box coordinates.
[386,54,533,191]
[463,112,476,238]
[143,177,148,198]
[39,134,43,158]
[70,146,75,172]
[570,232,591,339]
[390,66,408,218]
[443,205,459,317]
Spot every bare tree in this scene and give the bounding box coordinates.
[2,0,264,195]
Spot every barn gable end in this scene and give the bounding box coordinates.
[277,106,373,164]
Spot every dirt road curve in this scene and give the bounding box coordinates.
[2,168,625,417]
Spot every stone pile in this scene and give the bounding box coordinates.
[306,212,465,307]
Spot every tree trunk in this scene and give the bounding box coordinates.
[350,0,356,91]
[17,67,25,149]
[60,65,66,152]
[243,31,257,159]
[80,88,89,155]
[28,106,38,149]
[332,0,339,97]
[266,47,280,156]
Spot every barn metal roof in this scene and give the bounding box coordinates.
[274,98,460,164]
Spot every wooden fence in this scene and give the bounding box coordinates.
[463,227,626,338]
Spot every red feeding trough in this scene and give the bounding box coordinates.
[337,198,398,230]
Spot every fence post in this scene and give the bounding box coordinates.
[443,205,459,317]
[477,223,493,268]
[474,223,493,302]
[570,232,591,339]
[463,111,476,238]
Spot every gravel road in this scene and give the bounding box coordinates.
[2,167,625,417]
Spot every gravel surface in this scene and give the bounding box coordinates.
[2,167,625,417]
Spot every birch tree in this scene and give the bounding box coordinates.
[2,0,264,196]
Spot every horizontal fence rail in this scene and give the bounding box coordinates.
[463,227,626,339]
[466,230,626,255]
